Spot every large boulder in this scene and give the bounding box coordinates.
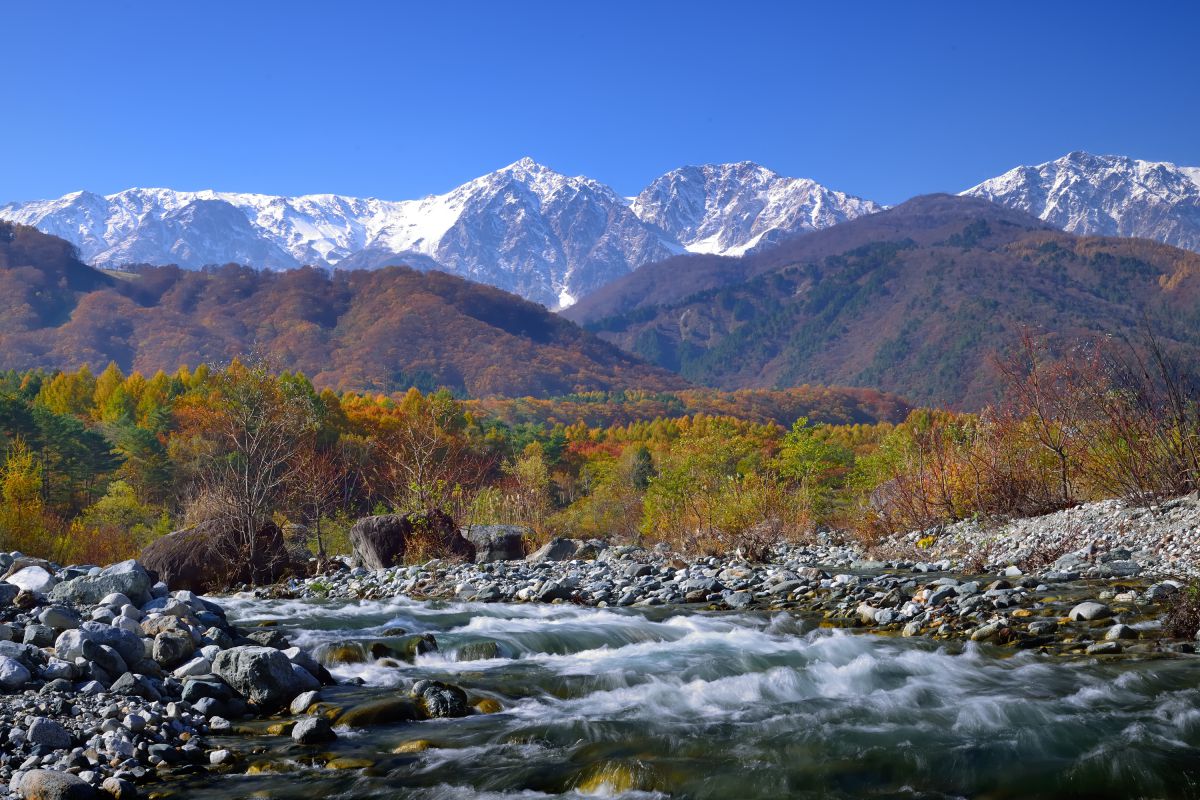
[212,645,306,708]
[527,537,604,563]
[462,525,528,563]
[14,769,98,800]
[4,566,57,594]
[349,511,474,570]
[140,521,297,592]
[50,560,152,606]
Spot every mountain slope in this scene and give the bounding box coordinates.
[0,160,878,308]
[565,194,1050,325]
[571,195,1200,408]
[964,151,1200,252]
[631,162,882,256]
[0,221,689,397]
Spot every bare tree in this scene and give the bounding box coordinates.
[193,362,317,582]
[369,390,492,515]
[288,440,344,559]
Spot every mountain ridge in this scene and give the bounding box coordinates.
[568,194,1200,408]
[0,220,690,398]
[0,159,878,309]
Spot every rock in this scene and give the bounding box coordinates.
[152,630,195,668]
[462,525,528,562]
[212,646,306,708]
[289,689,320,715]
[291,716,336,744]
[1027,620,1058,636]
[349,511,474,570]
[411,679,469,718]
[527,538,588,563]
[172,656,212,678]
[455,640,502,661]
[49,560,152,606]
[242,629,290,649]
[335,696,422,727]
[1069,601,1114,622]
[28,718,72,749]
[100,777,136,800]
[1086,641,1122,655]
[725,591,753,609]
[15,769,98,800]
[140,520,297,592]
[1105,624,1137,641]
[54,629,92,661]
[23,624,55,647]
[37,606,79,631]
[5,566,57,594]
[109,672,162,700]
[0,654,31,689]
[0,581,19,607]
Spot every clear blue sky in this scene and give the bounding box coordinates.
[2,1,1197,205]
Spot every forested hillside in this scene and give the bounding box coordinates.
[0,222,687,397]
[567,195,1200,408]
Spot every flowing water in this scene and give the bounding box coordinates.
[169,596,1200,799]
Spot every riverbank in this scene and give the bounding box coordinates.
[270,494,1200,655]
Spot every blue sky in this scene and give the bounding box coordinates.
[2,1,1197,205]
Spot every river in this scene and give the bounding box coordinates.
[166,595,1200,799]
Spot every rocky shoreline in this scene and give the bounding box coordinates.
[2,496,1198,798]
[272,494,1200,656]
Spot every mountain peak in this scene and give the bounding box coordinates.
[964,151,1200,251]
[632,162,881,256]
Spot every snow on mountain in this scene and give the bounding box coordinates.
[0,159,878,308]
[963,152,1200,253]
[631,162,883,256]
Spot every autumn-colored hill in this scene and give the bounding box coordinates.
[468,386,912,430]
[0,221,689,397]
[565,195,1200,408]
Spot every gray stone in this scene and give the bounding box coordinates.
[5,566,56,594]
[1105,624,1138,641]
[725,591,753,609]
[289,689,320,715]
[152,630,195,668]
[22,624,55,647]
[1069,601,1114,622]
[411,679,469,718]
[49,560,152,606]
[37,606,79,631]
[528,538,590,563]
[0,581,19,607]
[54,629,92,661]
[15,769,98,799]
[27,718,72,749]
[0,654,31,690]
[463,524,528,562]
[291,715,336,744]
[211,645,306,707]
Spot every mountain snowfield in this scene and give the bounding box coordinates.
[0,159,877,309]
[631,162,883,256]
[962,151,1200,252]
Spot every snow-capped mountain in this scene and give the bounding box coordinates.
[631,162,883,256]
[963,152,1200,253]
[0,159,877,308]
